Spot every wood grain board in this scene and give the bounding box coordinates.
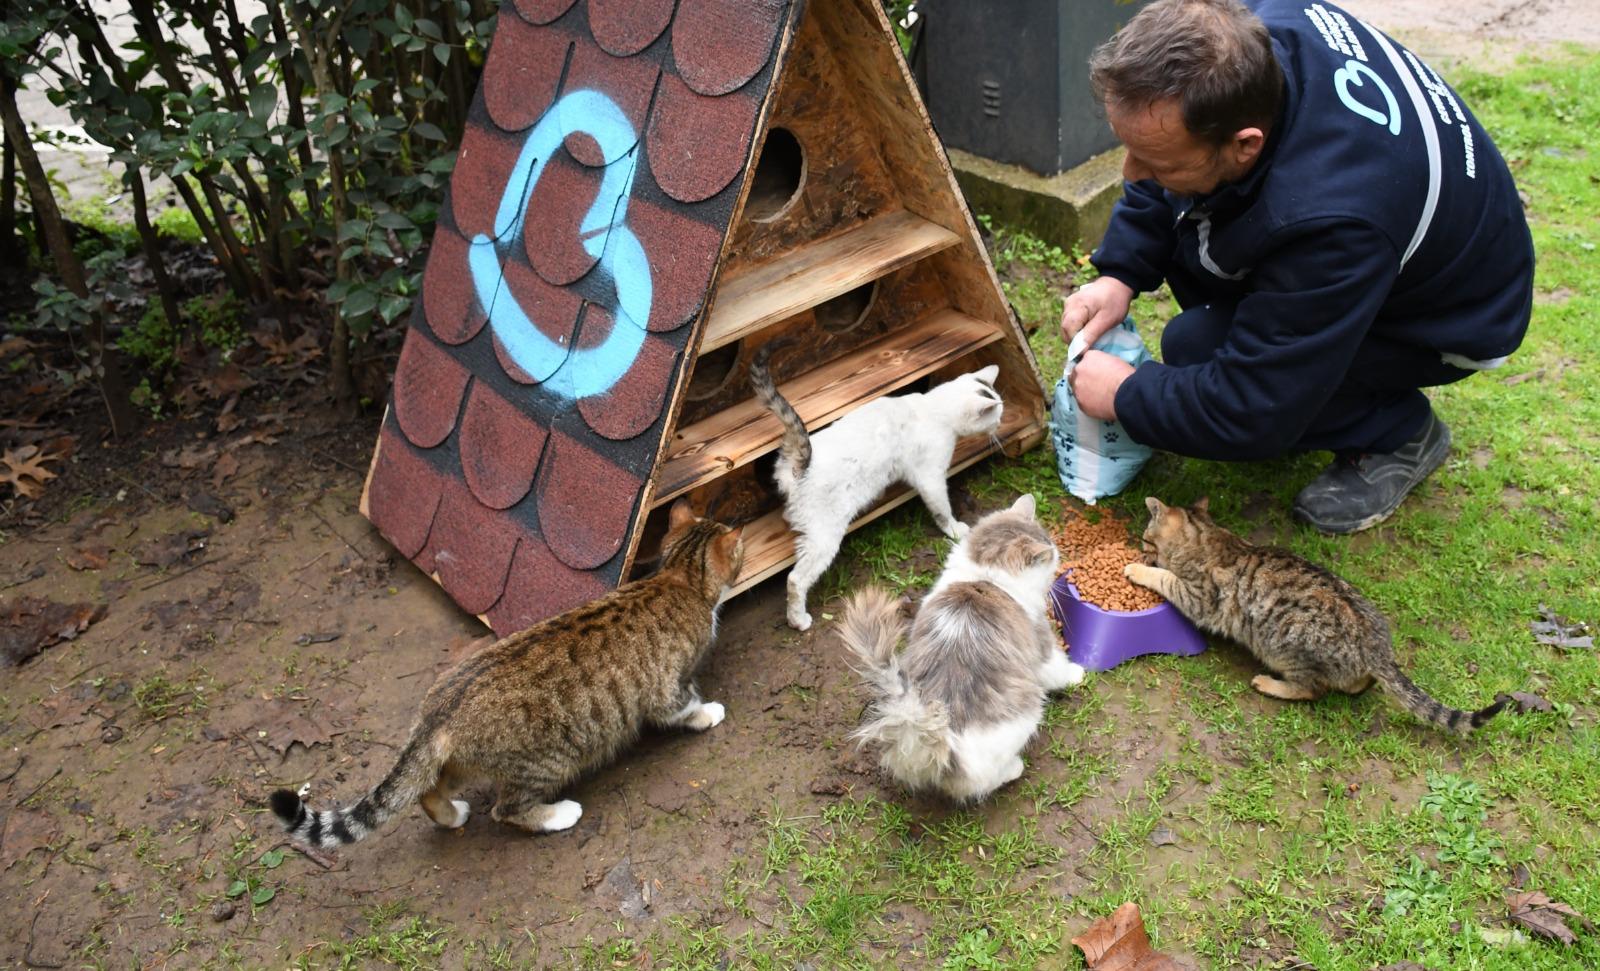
[699,209,961,352]
[653,308,1002,505]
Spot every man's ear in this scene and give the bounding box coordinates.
[1229,126,1267,169]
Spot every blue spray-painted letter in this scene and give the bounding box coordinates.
[468,90,651,401]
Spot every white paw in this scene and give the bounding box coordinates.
[1060,661,1086,687]
[950,521,970,539]
[543,799,582,832]
[446,799,470,829]
[787,608,812,631]
[688,701,726,731]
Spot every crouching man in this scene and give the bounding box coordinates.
[1062,0,1534,533]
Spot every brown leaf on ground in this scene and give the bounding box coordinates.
[134,528,210,569]
[1071,902,1185,970]
[197,363,256,400]
[1,597,108,666]
[161,443,219,471]
[1,445,59,499]
[66,546,111,571]
[209,450,241,490]
[235,697,338,755]
[0,809,62,869]
[1505,691,1554,714]
[1507,890,1594,945]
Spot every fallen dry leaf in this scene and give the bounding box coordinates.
[66,546,111,571]
[197,363,256,400]
[134,528,210,569]
[1,445,59,499]
[1507,890,1594,945]
[1531,604,1594,650]
[161,443,219,471]
[1,597,108,666]
[0,809,62,869]
[209,450,241,489]
[1506,691,1554,714]
[1071,902,1185,971]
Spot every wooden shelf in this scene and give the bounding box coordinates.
[724,406,1043,596]
[654,308,1003,506]
[700,209,961,352]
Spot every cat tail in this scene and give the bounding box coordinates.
[268,730,446,849]
[1370,656,1511,736]
[748,342,811,490]
[839,587,955,785]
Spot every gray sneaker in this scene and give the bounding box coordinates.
[1292,410,1452,534]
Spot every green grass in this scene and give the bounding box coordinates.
[589,49,1600,970]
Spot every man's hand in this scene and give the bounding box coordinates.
[1068,350,1136,421]
[1059,276,1135,349]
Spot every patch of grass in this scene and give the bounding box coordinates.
[291,902,449,970]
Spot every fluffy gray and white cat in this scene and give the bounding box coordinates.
[750,348,1004,631]
[838,495,1084,802]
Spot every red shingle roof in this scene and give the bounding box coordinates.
[366,0,797,634]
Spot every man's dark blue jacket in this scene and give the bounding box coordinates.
[1098,0,1534,460]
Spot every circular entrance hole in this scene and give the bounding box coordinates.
[745,128,804,222]
[814,280,878,334]
[685,341,742,401]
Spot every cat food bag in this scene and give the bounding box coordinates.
[1050,318,1155,504]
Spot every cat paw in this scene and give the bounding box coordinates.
[1123,563,1155,586]
[542,800,583,832]
[945,520,970,539]
[787,609,813,631]
[444,799,470,829]
[688,701,726,731]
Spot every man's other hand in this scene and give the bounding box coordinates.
[1068,350,1135,421]
[1059,276,1135,349]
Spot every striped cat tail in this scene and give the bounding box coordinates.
[748,342,811,489]
[270,732,445,849]
[1371,656,1509,736]
[841,587,954,787]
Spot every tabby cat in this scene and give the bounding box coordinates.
[270,502,743,848]
[750,343,1005,631]
[1125,497,1509,735]
[840,495,1085,802]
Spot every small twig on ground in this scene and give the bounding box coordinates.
[111,469,163,504]
[0,754,23,783]
[14,766,62,807]
[296,550,331,572]
[395,667,431,680]
[309,506,367,562]
[139,557,218,591]
[281,839,340,871]
[285,440,365,476]
[26,909,64,969]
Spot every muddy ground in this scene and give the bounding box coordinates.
[2,4,1595,969]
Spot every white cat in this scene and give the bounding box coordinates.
[838,495,1084,802]
[750,350,1004,631]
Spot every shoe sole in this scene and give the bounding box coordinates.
[1294,426,1452,535]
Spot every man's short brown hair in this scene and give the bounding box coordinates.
[1089,0,1284,146]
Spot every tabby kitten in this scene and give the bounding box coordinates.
[270,502,743,849]
[1125,497,1509,735]
[750,344,1005,631]
[840,495,1085,802]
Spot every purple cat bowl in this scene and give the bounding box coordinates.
[1049,572,1207,672]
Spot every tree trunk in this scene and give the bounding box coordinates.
[129,166,185,340]
[0,84,138,437]
[0,75,20,267]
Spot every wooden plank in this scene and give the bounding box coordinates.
[654,308,1002,506]
[700,209,961,352]
[725,407,1043,595]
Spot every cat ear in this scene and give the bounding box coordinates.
[1145,496,1166,517]
[713,526,744,563]
[1010,493,1037,517]
[668,499,697,531]
[973,364,1000,385]
[1193,496,1211,514]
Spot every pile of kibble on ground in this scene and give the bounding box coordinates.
[1051,506,1166,613]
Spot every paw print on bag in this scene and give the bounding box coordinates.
[1050,318,1154,504]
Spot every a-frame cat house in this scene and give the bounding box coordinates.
[361,0,1048,636]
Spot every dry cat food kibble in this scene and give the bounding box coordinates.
[1052,508,1167,613]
